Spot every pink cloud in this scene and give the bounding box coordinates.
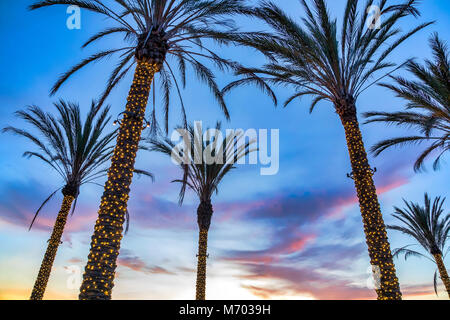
[236,264,376,300]
[376,177,409,195]
[117,255,174,275]
[284,234,317,254]
[326,176,409,219]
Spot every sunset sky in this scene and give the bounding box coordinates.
[0,0,449,300]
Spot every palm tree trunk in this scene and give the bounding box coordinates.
[196,200,213,300]
[79,60,159,300]
[30,195,75,300]
[433,254,450,298]
[339,104,402,300]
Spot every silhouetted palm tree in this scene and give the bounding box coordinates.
[30,0,248,300]
[388,193,450,298]
[149,122,256,300]
[2,101,116,300]
[365,34,450,172]
[224,0,432,299]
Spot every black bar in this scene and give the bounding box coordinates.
[1,300,447,319]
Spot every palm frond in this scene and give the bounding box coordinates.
[366,34,450,171]
[3,100,117,221]
[147,121,256,204]
[389,193,449,258]
[222,0,429,123]
[31,0,252,128]
[28,188,61,230]
[434,269,439,296]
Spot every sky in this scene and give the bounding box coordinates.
[0,0,449,300]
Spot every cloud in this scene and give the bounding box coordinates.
[216,189,359,267]
[213,166,410,300]
[0,180,97,233]
[222,232,318,265]
[222,164,409,253]
[127,192,195,230]
[401,283,446,299]
[176,266,196,274]
[237,263,375,300]
[117,250,174,276]
[240,284,304,300]
[220,235,373,299]
[0,144,413,300]
[67,258,83,264]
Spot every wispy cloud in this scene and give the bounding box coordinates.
[0,180,97,233]
[117,250,174,276]
[213,167,410,300]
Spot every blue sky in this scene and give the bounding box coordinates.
[0,0,449,300]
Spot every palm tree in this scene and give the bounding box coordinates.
[30,0,248,300]
[365,34,450,172]
[388,193,450,298]
[149,122,256,300]
[2,100,117,300]
[224,0,432,299]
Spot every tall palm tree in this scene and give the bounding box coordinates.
[2,100,117,300]
[365,34,450,172]
[388,193,450,298]
[30,0,248,300]
[149,122,256,300]
[224,0,432,299]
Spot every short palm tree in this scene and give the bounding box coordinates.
[388,193,450,298]
[224,0,432,299]
[365,34,450,172]
[2,100,116,300]
[30,0,248,300]
[149,122,256,300]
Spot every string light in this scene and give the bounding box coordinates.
[195,200,213,300]
[196,229,209,300]
[79,60,159,300]
[338,100,402,300]
[433,253,450,297]
[30,195,75,300]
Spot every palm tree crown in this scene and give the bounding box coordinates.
[390,194,449,257]
[149,121,256,204]
[31,0,248,131]
[2,100,116,225]
[226,0,431,114]
[365,34,450,171]
[388,193,450,295]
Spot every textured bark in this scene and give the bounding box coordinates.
[433,254,450,298]
[338,101,402,300]
[79,60,158,300]
[196,200,213,300]
[30,194,75,300]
